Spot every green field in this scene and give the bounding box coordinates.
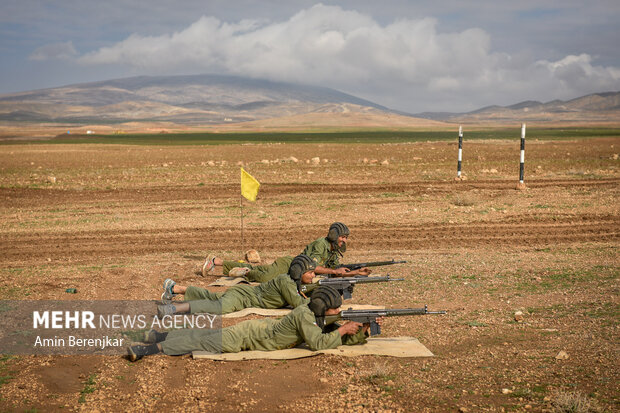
[3,128,619,145]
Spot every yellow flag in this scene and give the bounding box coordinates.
[240,168,260,201]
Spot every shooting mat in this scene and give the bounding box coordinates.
[192,337,434,360]
[221,304,385,318]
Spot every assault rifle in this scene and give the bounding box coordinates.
[332,259,407,276]
[324,305,446,335]
[300,275,404,299]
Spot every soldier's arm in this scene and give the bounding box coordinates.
[279,276,306,308]
[325,322,369,345]
[315,265,349,276]
[345,267,372,276]
[341,326,369,345]
[297,312,343,351]
[340,317,384,345]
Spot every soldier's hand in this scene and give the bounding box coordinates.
[356,267,372,276]
[333,267,350,276]
[362,317,384,334]
[338,321,362,336]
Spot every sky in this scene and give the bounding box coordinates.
[1,0,619,113]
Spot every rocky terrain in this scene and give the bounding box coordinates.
[0,137,618,411]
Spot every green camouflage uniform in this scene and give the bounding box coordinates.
[302,237,341,268]
[223,256,294,283]
[159,304,368,355]
[221,236,338,282]
[183,274,307,314]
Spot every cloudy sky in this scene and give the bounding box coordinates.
[1,0,619,113]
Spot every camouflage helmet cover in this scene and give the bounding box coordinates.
[308,285,342,317]
[288,254,317,282]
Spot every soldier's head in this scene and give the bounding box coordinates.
[326,222,350,251]
[288,254,317,288]
[309,285,342,317]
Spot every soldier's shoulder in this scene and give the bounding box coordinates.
[291,303,312,316]
[276,255,295,264]
[275,273,295,285]
[307,236,328,246]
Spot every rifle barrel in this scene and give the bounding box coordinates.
[340,306,446,317]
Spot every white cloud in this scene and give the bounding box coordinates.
[537,54,620,94]
[70,4,620,112]
[29,41,78,61]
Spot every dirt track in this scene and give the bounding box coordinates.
[2,176,619,266]
[1,210,619,266]
[0,138,618,412]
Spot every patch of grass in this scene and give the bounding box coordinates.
[0,355,14,364]
[0,354,15,389]
[78,374,97,403]
[0,375,13,387]
[379,192,401,198]
[324,204,345,211]
[0,286,32,299]
[509,388,533,399]
[465,321,487,327]
[364,363,396,385]
[80,265,104,272]
[513,265,617,292]
[583,303,619,326]
[274,201,294,206]
[4,128,620,146]
[451,194,476,206]
[550,389,602,413]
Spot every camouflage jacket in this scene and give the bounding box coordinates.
[302,237,341,268]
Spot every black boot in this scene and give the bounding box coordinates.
[143,329,168,344]
[127,344,160,361]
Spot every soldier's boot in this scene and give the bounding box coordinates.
[128,344,160,362]
[161,278,177,302]
[157,304,177,319]
[202,254,217,277]
[143,329,169,344]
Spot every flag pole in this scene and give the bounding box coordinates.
[240,167,259,258]
[240,194,245,256]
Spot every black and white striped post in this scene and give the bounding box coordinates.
[517,123,526,189]
[456,125,463,180]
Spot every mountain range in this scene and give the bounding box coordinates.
[416,92,620,124]
[0,74,618,128]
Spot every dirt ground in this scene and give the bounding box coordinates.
[0,137,618,412]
